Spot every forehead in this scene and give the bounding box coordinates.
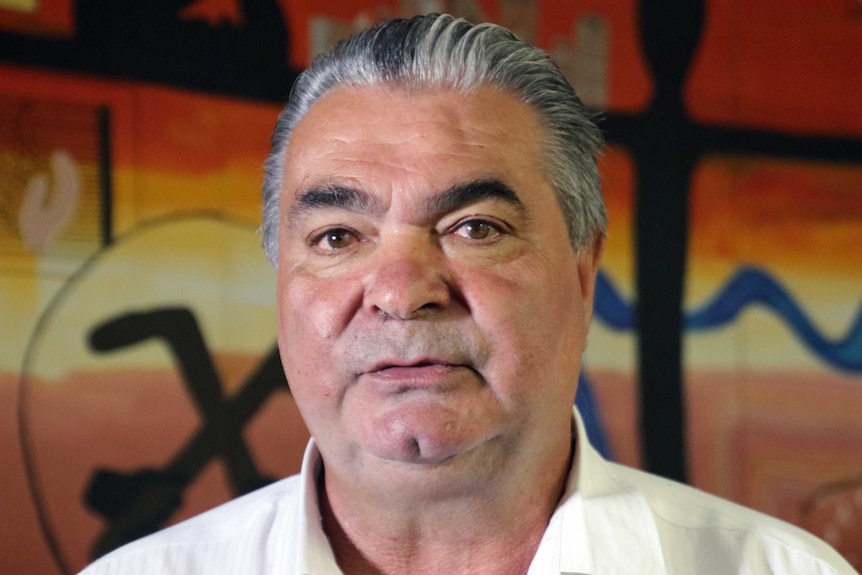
[282,85,551,197]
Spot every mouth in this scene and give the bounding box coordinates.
[360,359,475,391]
[368,358,456,373]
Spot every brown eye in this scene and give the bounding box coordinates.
[312,228,356,252]
[457,220,499,240]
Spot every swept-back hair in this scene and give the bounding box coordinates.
[261,13,605,265]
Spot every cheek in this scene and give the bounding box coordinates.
[463,258,586,383]
[276,273,363,440]
[277,270,361,382]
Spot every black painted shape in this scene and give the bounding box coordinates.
[695,125,862,162]
[626,0,705,483]
[639,0,704,106]
[84,468,184,552]
[98,108,113,247]
[0,0,298,101]
[90,308,265,493]
[601,1,862,483]
[85,307,288,559]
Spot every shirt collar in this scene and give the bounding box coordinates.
[295,440,342,575]
[556,408,667,575]
[291,409,668,575]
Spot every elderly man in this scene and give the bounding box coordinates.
[81,13,856,575]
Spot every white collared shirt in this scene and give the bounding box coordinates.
[80,408,858,574]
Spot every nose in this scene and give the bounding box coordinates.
[363,233,451,320]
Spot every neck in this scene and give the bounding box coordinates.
[319,434,575,575]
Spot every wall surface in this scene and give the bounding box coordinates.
[1,0,860,572]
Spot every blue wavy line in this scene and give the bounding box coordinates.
[592,267,862,372]
[594,270,636,330]
[686,266,862,371]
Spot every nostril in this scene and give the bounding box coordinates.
[376,301,440,321]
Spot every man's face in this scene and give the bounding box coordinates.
[276,85,601,495]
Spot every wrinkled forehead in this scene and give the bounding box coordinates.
[283,84,548,183]
[280,84,570,242]
[302,83,535,135]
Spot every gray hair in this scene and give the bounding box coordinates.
[261,13,606,266]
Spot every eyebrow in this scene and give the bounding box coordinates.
[287,177,526,222]
[426,178,526,217]
[288,184,382,221]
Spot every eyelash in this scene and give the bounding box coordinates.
[307,217,509,254]
[450,218,508,241]
[309,227,359,252]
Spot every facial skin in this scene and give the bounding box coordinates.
[276,85,602,505]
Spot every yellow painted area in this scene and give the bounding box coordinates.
[0,0,37,12]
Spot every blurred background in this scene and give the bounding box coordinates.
[1,0,860,572]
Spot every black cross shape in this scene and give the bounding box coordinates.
[83,307,289,559]
[602,0,862,482]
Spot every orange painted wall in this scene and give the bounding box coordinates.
[1,0,860,572]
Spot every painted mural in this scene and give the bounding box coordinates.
[685,157,862,564]
[1,0,860,573]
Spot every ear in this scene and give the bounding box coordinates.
[577,235,605,327]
